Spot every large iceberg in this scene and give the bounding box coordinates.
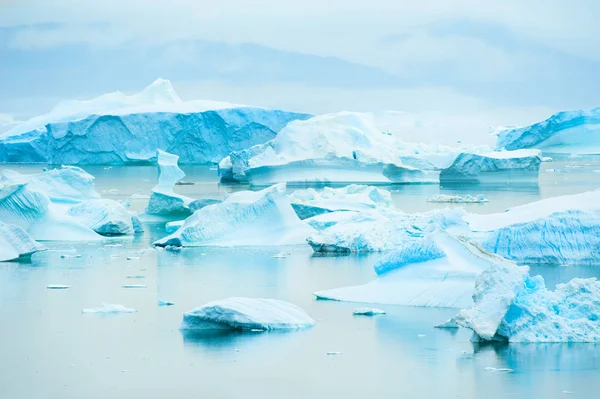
[495,108,600,154]
[314,233,515,308]
[68,199,135,236]
[307,208,467,252]
[0,79,311,164]
[289,184,394,220]
[144,150,194,217]
[154,183,315,247]
[456,262,600,342]
[220,112,465,185]
[0,221,45,261]
[179,297,315,331]
[439,150,541,184]
[467,190,600,265]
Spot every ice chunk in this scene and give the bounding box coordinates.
[158,300,175,306]
[314,233,511,308]
[434,318,459,328]
[353,308,386,316]
[145,150,194,216]
[0,221,45,262]
[130,212,144,233]
[154,183,315,247]
[427,194,488,203]
[82,303,137,313]
[179,297,315,331]
[47,284,70,289]
[0,79,311,165]
[455,260,529,340]
[289,184,394,219]
[440,150,541,184]
[307,208,467,253]
[495,108,600,154]
[68,199,135,236]
[122,284,147,289]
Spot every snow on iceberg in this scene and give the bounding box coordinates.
[68,199,135,236]
[439,150,541,184]
[154,183,315,247]
[220,112,467,185]
[1,166,100,204]
[0,183,102,241]
[145,150,194,217]
[495,108,600,154]
[0,78,310,165]
[289,184,394,220]
[179,297,315,331]
[456,262,600,342]
[466,190,600,265]
[314,233,513,308]
[307,208,467,253]
[427,194,488,203]
[0,221,45,261]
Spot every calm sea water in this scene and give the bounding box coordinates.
[1,156,600,398]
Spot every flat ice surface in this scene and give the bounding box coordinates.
[180,297,315,331]
[82,304,137,314]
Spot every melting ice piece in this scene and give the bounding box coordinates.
[353,308,386,316]
[68,199,135,236]
[145,150,194,216]
[158,300,175,306]
[434,318,459,328]
[484,367,513,373]
[154,183,315,247]
[122,284,147,289]
[314,233,516,308]
[0,221,45,262]
[179,297,315,331]
[47,284,70,289]
[60,254,82,259]
[82,303,137,313]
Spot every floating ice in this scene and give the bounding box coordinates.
[122,284,146,289]
[289,184,394,219]
[154,183,315,247]
[495,108,600,154]
[179,297,315,331]
[439,150,541,184]
[145,150,194,217]
[158,300,175,307]
[353,308,386,316]
[68,199,135,236]
[0,78,310,164]
[60,254,82,259]
[434,318,459,328]
[314,233,516,308]
[0,221,45,262]
[427,194,488,204]
[484,367,513,373]
[82,303,137,314]
[47,284,70,289]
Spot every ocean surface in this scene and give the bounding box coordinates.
[1,156,600,398]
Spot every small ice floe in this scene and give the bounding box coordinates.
[130,194,150,199]
[158,300,175,306]
[353,308,385,316]
[104,243,123,248]
[417,334,426,338]
[209,166,218,171]
[562,391,574,395]
[541,157,553,162]
[82,303,136,313]
[122,284,147,289]
[126,256,140,261]
[327,352,342,355]
[434,318,459,328]
[594,170,600,174]
[175,181,194,186]
[164,245,181,253]
[427,194,488,204]
[484,367,513,373]
[47,284,70,290]
[108,188,119,193]
[60,254,82,259]
[545,168,556,172]
[126,275,145,279]
[104,167,113,170]
[271,252,289,259]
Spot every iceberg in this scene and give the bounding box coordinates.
[353,308,386,316]
[144,150,194,217]
[68,199,136,236]
[154,183,315,247]
[179,297,315,331]
[289,184,394,220]
[439,150,542,184]
[307,208,467,253]
[0,221,45,261]
[220,112,466,185]
[0,79,311,165]
[314,234,515,308]
[456,263,600,342]
[495,108,600,154]
[467,190,600,265]
[427,194,488,203]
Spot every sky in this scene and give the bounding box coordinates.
[1,0,599,142]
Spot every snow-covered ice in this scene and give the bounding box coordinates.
[68,199,135,236]
[179,297,315,331]
[0,221,45,262]
[154,183,315,247]
[314,233,513,308]
[439,150,541,184]
[495,108,600,154]
[145,150,194,216]
[427,194,488,204]
[0,79,310,164]
[289,184,394,219]
[82,304,137,314]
